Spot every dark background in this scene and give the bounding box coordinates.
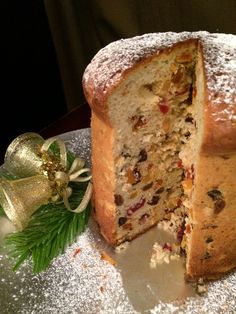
[2,0,236,164]
[2,1,67,163]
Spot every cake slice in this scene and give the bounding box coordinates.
[83,31,236,280]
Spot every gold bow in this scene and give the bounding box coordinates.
[40,137,92,213]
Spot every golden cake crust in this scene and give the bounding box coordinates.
[185,154,236,280]
[90,112,117,244]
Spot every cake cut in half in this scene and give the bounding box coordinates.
[82,31,236,281]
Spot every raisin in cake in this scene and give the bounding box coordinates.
[82,31,236,280]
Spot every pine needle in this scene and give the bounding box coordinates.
[5,182,91,273]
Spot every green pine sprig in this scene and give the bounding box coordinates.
[1,139,91,273]
[5,182,91,273]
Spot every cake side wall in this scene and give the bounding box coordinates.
[186,154,236,280]
[185,45,236,279]
[91,112,117,244]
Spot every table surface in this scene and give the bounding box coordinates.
[40,103,91,139]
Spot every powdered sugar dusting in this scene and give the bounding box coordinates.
[83,31,236,110]
[150,272,236,314]
[83,32,198,96]
[0,129,235,313]
[201,33,236,106]
[0,227,137,314]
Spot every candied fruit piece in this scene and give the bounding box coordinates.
[148,195,160,205]
[118,217,127,226]
[138,149,148,162]
[158,98,169,114]
[214,199,226,213]
[127,197,146,216]
[207,189,222,201]
[139,213,150,225]
[126,167,141,185]
[114,194,124,206]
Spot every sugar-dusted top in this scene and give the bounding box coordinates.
[200,33,236,106]
[83,31,236,153]
[83,31,236,108]
[83,31,197,99]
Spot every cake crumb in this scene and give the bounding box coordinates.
[150,242,180,267]
[115,241,129,253]
[157,212,185,237]
[195,278,208,295]
[101,251,117,266]
[72,248,81,258]
[196,284,208,295]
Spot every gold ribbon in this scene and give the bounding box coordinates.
[41,137,92,213]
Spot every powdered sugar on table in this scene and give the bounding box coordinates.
[0,129,235,314]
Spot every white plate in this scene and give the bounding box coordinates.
[0,128,235,314]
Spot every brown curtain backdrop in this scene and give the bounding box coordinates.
[44,0,236,111]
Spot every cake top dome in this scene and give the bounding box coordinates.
[83,31,236,107]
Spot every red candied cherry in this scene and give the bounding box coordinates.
[158,98,169,114]
[162,242,172,251]
[127,197,146,216]
[177,223,185,243]
[185,164,194,180]
[177,159,183,168]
